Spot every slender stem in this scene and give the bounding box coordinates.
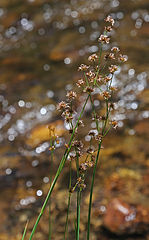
[29,95,89,240]
[76,189,81,240]
[102,100,109,135]
[87,141,102,240]
[74,147,81,240]
[84,72,89,86]
[103,126,112,137]
[89,95,99,133]
[64,161,72,240]
[21,220,29,240]
[49,148,53,240]
[87,90,110,240]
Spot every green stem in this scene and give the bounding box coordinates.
[21,220,29,240]
[89,95,99,133]
[87,141,102,240]
[87,90,110,240]
[84,72,89,86]
[49,148,53,240]
[102,100,109,135]
[29,95,89,240]
[75,148,80,240]
[76,189,81,240]
[64,161,72,240]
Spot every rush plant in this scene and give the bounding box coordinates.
[25,15,127,240]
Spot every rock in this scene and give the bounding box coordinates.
[49,31,79,61]
[103,198,149,235]
[134,120,149,136]
[26,120,65,147]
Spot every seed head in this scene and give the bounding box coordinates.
[57,101,67,111]
[78,120,84,127]
[79,183,86,190]
[110,86,117,92]
[104,76,111,83]
[118,54,128,62]
[98,35,110,44]
[104,53,115,60]
[111,120,118,129]
[97,75,104,84]
[102,91,111,100]
[105,15,115,26]
[88,130,96,137]
[83,86,94,93]
[78,64,90,71]
[86,147,94,154]
[109,65,118,73]
[73,140,83,151]
[111,47,120,53]
[109,102,115,109]
[104,25,113,32]
[66,91,77,100]
[76,79,85,87]
[88,53,98,62]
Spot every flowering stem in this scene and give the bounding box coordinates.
[76,189,81,240]
[49,147,53,240]
[29,95,89,240]
[87,95,110,240]
[64,161,72,240]
[89,95,99,133]
[21,220,29,240]
[87,141,102,240]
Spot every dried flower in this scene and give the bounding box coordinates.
[118,54,128,62]
[109,65,118,73]
[49,145,55,151]
[78,120,84,127]
[57,101,67,111]
[98,35,110,44]
[88,130,96,137]
[95,134,103,142]
[86,70,96,78]
[65,115,73,123]
[76,79,85,87]
[105,15,115,26]
[79,183,86,190]
[111,47,120,53]
[111,120,118,129]
[110,86,117,91]
[88,53,98,62]
[86,70,96,83]
[102,91,111,100]
[65,143,69,148]
[73,140,83,151]
[78,64,90,71]
[86,147,94,154]
[104,53,115,60]
[104,76,111,83]
[109,102,115,109]
[80,163,88,171]
[104,25,113,32]
[66,91,77,100]
[97,75,104,84]
[83,86,94,93]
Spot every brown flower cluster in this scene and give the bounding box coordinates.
[56,14,128,194]
[48,126,59,151]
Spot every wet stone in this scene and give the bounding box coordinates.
[103,198,149,235]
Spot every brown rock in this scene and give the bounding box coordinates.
[103,198,149,234]
[26,120,65,147]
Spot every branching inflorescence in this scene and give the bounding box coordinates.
[23,15,127,240]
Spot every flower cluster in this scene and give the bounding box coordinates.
[57,15,128,192]
[48,126,59,151]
